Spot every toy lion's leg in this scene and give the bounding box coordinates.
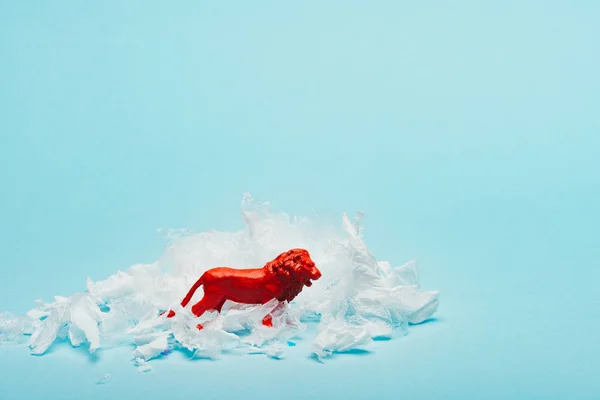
[261,302,285,327]
[190,293,226,318]
[262,314,273,327]
[190,293,226,331]
[214,298,227,312]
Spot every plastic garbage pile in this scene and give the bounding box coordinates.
[0,193,439,368]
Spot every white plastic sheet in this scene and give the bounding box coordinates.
[0,193,439,368]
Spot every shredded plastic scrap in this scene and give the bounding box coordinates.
[0,194,439,367]
[96,374,111,385]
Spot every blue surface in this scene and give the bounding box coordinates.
[1,1,599,399]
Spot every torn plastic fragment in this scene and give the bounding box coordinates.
[0,312,40,343]
[132,332,171,361]
[134,357,152,373]
[96,374,111,385]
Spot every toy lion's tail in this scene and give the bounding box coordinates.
[161,275,204,318]
[180,276,204,308]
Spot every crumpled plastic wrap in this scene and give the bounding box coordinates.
[0,193,439,368]
[0,312,40,343]
[27,293,104,355]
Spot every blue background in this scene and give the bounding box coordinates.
[1,1,599,399]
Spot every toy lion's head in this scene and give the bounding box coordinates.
[265,248,321,302]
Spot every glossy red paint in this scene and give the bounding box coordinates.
[261,314,273,327]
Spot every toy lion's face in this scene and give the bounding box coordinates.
[275,248,322,288]
[296,251,321,287]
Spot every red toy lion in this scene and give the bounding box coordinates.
[162,248,321,329]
